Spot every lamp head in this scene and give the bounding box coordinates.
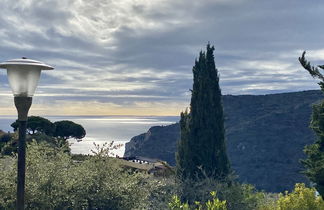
[0,58,54,97]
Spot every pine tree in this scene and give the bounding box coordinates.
[299,51,324,196]
[176,44,230,180]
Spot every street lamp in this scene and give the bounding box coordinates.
[0,58,53,210]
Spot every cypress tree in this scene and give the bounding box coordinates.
[176,44,230,180]
[299,51,324,196]
[176,109,192,178]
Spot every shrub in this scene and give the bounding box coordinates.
[0,141,157,209]
[169,191,227,210]
[148,176,179,209]
[171,182,324,210]
[177,175,266,210]
[0,132,70,157]
[0,157,16,209]
[275,183,324,210]
[0,133,11,143]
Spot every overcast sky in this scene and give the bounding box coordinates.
[0,0,323,116]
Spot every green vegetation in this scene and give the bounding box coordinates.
[169,192,227,210]
[299,52,324,196]
[0,117,86,156]
[175,176,267,210]
[0,141,161,209]
[274,183,324,210]
[53,120,86,140]
[169,183,324,210]
[11,116,55,136]
[0,131,13,154]
[176,44,230,181]
[11,116,86,141]
[2,142,322,209]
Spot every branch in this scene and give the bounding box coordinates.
[299,51,324,81]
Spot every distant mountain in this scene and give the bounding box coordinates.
[125,90,323,193]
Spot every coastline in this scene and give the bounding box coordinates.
[0,115,179,157]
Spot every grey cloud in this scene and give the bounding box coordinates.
[0,0,324,113]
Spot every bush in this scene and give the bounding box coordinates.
[0,138,18,156]
[0,132,14,156]
[169,192,227,210]
[275,183,324,210]
[0,133,11,143]
[171,182,324,210]
[0,131,70,156]
[0,157,16,209]
[177,175,266,210]
[0,141,157,209]
[148,176,179,209]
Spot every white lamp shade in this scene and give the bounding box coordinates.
[0,58,54,97]
[7,66,41,97]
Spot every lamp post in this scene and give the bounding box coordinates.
[0,58,53,210]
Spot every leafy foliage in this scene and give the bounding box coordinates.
[10,117,86,141]
[1,143,322,209]
[176,109,191,178]
[299,51,324,196]
[169,195,190,210]
[302,116,324,196]
[0,141,157,209]
[54,120,86,140]
[2,117,86,156]
[275,183,324,210]
[169,192,227,210]
[0,131,70,156]
[11,116,55,136]
[299,51,324,85]
[0,131,13,155]
[169,183,324,210]
[0,132,11,143]
[177,175,266,210]
[176,44,230,181]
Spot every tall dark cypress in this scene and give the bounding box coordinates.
[176,109,191,178]
[176,44,230,180]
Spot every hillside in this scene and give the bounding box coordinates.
[125,90,323,192]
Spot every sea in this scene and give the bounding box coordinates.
[0,115,179,157]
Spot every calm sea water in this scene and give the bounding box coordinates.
[0,115,179,157]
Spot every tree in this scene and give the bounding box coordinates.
[176,44,230,180]
[176,110,191,178]
[299,51,324,197]
[4,117,85,155]
[54,120,86,140]
[0,141,158,209]
[11,116,55,136]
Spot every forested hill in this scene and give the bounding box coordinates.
[125,90,323,192]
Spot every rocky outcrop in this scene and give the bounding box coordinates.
[125,124,180,162]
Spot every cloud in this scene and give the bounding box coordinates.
[0,0,323,115]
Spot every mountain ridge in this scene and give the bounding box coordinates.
[125,89,323,192]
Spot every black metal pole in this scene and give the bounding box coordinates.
[14,97,32,210]
[17,121,27,210]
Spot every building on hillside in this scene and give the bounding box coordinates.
[117,156,174,176]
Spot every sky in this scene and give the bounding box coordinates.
[0,0,324,116]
